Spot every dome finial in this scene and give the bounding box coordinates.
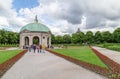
[34,15,38,23]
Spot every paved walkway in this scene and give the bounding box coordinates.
[1,50,106,79]
[6,47,20,50]
[92,46,120,64]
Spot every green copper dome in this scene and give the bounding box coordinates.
[20,16,50,33]
[20,23,50,32]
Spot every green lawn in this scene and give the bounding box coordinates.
[52,46,108,68]
[0,50,23,64]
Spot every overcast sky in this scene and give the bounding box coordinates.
[0,0,120,35]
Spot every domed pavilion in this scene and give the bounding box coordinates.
[19,16,51,48]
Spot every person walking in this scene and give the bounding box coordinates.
[39,45,42,53]
[33,44,36,53]
[42,44,45,53]
[36,45,40,53]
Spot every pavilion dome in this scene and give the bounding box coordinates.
[20,16,50,33]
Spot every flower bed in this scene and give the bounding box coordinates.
[90,46,120,79]
[0,50,27,77]
[47,49,109,77]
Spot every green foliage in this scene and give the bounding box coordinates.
[0,50,22,64]
[85,31,94,44]
[33,37,39,44]
[55,35,63,44]
[63,34,71,44]
[51,34,56,44]
[1,27,120,45]
[51,28,120,44]
[71,32,85,44]
[113,28,120,43]
[52,46,108,68]
[0,29,19,45]
[101,31,113,43]
[94,31,103,44]
[71,33,79,44]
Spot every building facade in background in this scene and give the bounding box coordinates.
[19,16,51,48]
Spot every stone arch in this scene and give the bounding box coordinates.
[33,36,39,45]
[24,36,29,45]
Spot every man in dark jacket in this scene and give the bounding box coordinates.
[33,44,36,53]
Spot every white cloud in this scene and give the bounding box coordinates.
[0,16,9,26]
[1,0,120,35]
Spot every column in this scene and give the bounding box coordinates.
[49,36,51,47]
[45,36,47,47]
[39,36,41,45]
[41,34,42,45]
[20,35,25,49]
[29,36,33,46]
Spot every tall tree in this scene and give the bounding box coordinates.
[113,28,120,43]
[63,34,71,44]
[51,34,56,44]
[85,31,94,44]
[55,35,63,44]
[102,31,112,43]
[72,33,79,44]
[72,32,85,44]
[78,32,85,44]
[94,31,103,43]
[0,29,19,44]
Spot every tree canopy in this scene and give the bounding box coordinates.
[51,28,120,44]
[0,29,19,44]
[0,28,120,45]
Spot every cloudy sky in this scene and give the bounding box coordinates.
[0,0,120,35]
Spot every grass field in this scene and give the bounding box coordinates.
[52,46,108,68]
[97,43,120,52]
[0,50,22,64]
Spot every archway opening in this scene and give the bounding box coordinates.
[24,37,29,45]
[33,36,39,45]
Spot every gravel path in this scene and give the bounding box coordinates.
[92,46,120,64]
[1,50,106,79]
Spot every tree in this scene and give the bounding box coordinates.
[51,34,56,44]
[72,33,79,44]
[0,29,8,44]
[94,31,103,43]
[78,32,85,44]
[101,31,112,43]
[0,29,19,44]
[55,35,63,44]
[72,32,85,44]
[113,28,120,43]
[63,34,71,44]
[85,31,94,44]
